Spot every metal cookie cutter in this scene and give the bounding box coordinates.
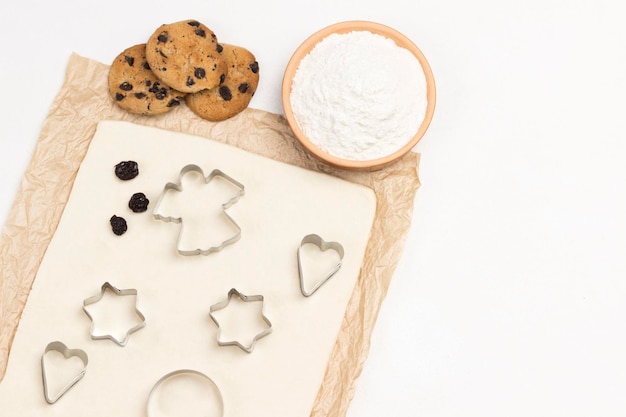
[41,341,88,404]
[82,282,146,347]
[209,288,272,353]
[297,234,345,297]
[152,164,245,256]
[147,369,224,417]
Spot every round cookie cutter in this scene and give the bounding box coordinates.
[146,369,224,417]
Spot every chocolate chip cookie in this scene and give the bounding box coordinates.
[186,44,259,121]
[108,43,186,115]
[145,19,227,93]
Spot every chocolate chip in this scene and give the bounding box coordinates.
[145,80,152,86]
[195,28,206,37]
[219,86,232,101]
[110,215,128,236]
[124,55,135,66]
[157,32,168,43]
[128,192,150,213]
[115,93,125,101]
[167,98,181,107]
[219,73,226,84]
[119,82,133,91]
[186,76,195,87]
[134,92,146,99]
[216,44,223,53]
[238,83,249,93]
[143,62,151,70]
[194,67,206,79]
[114,160,139,180]
[211,33,216,39]
[250,61,259,74]
[188,21,200,27]
[148,82,167,99]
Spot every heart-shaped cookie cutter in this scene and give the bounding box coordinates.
[152,164,245,256]
[297,234,345,297]
[41,341,88,404]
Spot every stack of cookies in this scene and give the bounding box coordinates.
[108,19,259,121]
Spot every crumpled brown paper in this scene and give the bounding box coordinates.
[0,53,420,417]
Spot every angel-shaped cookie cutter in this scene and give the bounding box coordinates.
[152,164,245,256]
[209,288,272,353]
[82,282,146,347]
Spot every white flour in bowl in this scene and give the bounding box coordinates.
[289,30,428,161]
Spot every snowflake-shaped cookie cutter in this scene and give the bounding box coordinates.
[209,288,272,353]
[152,164,245,256]
[82,281,146,347]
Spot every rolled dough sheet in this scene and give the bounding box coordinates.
[0,121,376,416]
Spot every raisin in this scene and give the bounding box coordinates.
[110,215,128,236]
[219,73,226,84]
[216,44,223,53]
[119,82,133,91]
[134,92,146,99]
[143,62,151,70]
[219,86,232,101]
[128,192,150,213]
[124,55,135,66]
[188,21,200,27]
[157,32,168,43]
[115,93,125,101]
[250,61,259,74]
[114,160,139,180]
[186,76,195,87]
[195,28,206,37]
[167,98,180,107]
[238,83,249,93]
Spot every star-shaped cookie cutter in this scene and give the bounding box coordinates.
[82,282,146,347]
[152,164,245,256]
[209,288,272,353]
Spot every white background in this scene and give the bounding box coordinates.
[1,1,626,416]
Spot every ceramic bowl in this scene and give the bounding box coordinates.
[281,20,437,171]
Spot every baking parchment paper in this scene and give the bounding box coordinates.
[0,52,420,417]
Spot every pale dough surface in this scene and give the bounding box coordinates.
[0,121,376,416]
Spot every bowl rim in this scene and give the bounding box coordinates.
[281,20,437,171]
